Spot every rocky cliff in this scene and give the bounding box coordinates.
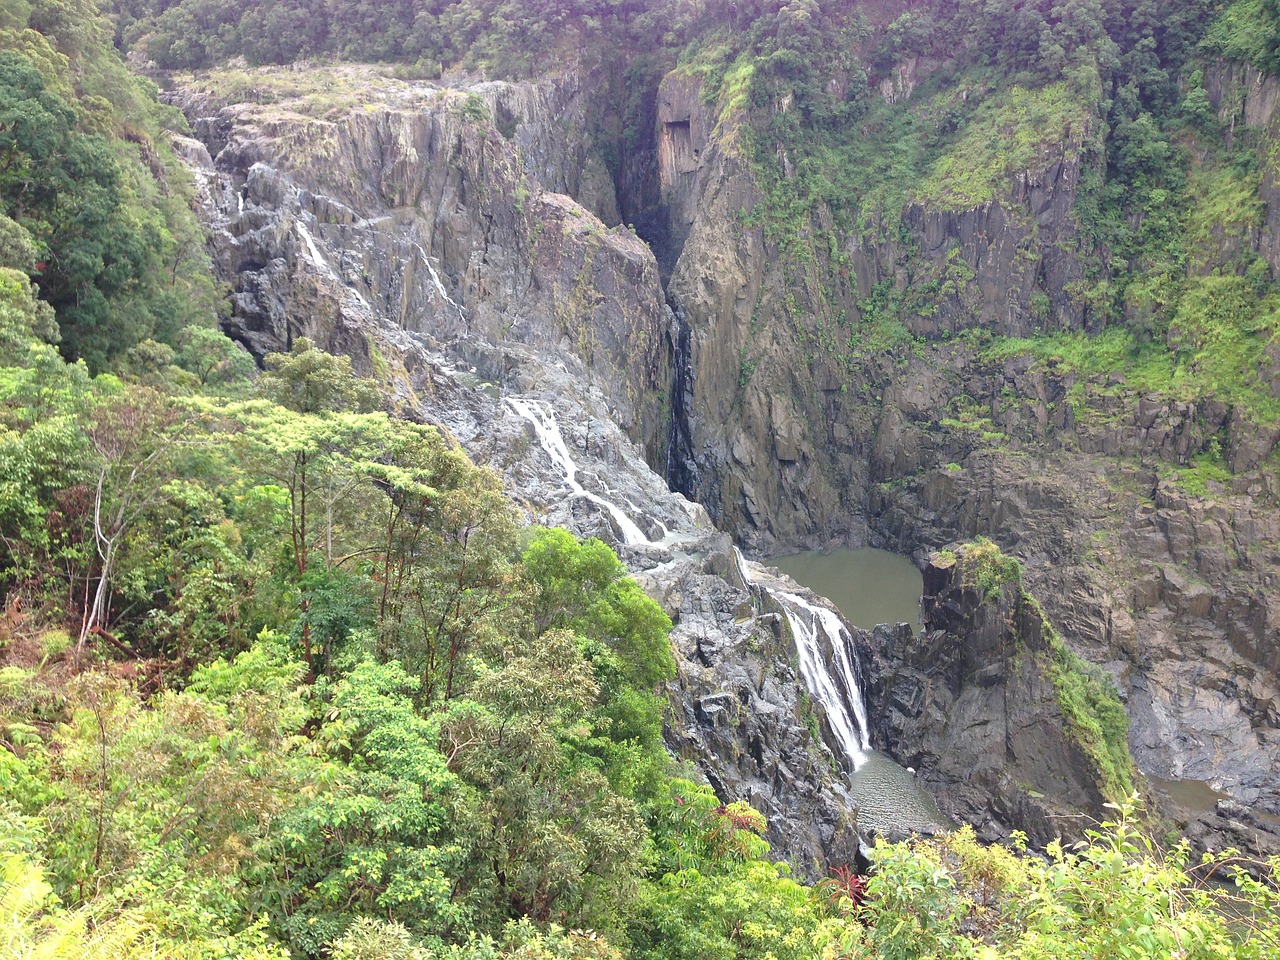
[867,545,1119,846]
[171,52,1280,865]
[171,65,670,463]
[651,63,1280,855]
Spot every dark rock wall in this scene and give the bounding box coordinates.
[866,550,1108,845]
[172,55,1280,863]
[652,64,1280,841]
[173,71,673,463]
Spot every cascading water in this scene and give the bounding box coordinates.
[410,240,467,322]
[506,397,648,545]
[733,549,871,771]
[778,592,872,769]
[735,548,953,835]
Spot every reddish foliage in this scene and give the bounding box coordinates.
[820,863,868,912]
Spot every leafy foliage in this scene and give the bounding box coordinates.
[1,4,1278,958]
[0,0,220,370]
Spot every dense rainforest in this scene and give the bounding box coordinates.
[2,0,1280,958]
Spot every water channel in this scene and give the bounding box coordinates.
[768,546,953,837]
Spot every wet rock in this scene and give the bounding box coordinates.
[169,69,672,464]
[172,69,861,879]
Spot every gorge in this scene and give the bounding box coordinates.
[4,1,1280,955]
[163,17,1280,872]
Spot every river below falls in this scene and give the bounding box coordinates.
[769,546,953,837]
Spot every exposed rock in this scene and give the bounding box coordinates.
[1206,60,1280,273]
[169,67,671,462]
[172,68,861,878]
[865,547,1112,846]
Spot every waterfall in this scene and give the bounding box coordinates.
[506,397,648,545]
[410,240,466,321]
[777,592,872,769]
[294,219,378,316]
[734,549,871,770]
[295,220,335,278]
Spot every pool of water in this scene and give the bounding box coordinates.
[848,752,955,838]
[771,547,923,631]
[1148,776,1230,815]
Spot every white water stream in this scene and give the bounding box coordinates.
[735,549,871,770]
[294,220,378,314]
[778,591,872,769]
[410,240,466,320]
[295,220,335,278]
[506,397,648,545]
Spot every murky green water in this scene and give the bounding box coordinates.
[772,547,923,631]
[1149,776,1229,815]
[848,752,955,837]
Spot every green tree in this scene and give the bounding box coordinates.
[270,659,471,954]
[520,528,674,796]
[78,387,204,652]
[440,628,649,934]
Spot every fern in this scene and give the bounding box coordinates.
[1,853,153,960]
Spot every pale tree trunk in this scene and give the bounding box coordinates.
[79,466,119,654]
[78,418,185,657]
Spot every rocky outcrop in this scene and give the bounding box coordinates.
[655,552,863,877]
[865,547,1114,846]
[1206,61,1280,273]
[171,66,671,461]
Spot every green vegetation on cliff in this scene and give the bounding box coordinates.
[0,0,219,370]
[954,539,1135,804]
[1203,0,1280,73]
[1,3,1278,957]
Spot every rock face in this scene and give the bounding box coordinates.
[174,55,1280,867]
[654,552,863,877]
[866,548,1111,846]
[661,72,1097,552]
[651,63,1280,855]
[171,66,672,464]
[173,67,861,878]
[1207,61,1280,273]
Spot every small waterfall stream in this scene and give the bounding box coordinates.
[409,239,467,321]
[506,397,648,545]
[778,591,872,769]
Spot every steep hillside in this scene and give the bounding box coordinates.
[0,0,220,369]
[3,2,1280,956]
[636,0,1280,861]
